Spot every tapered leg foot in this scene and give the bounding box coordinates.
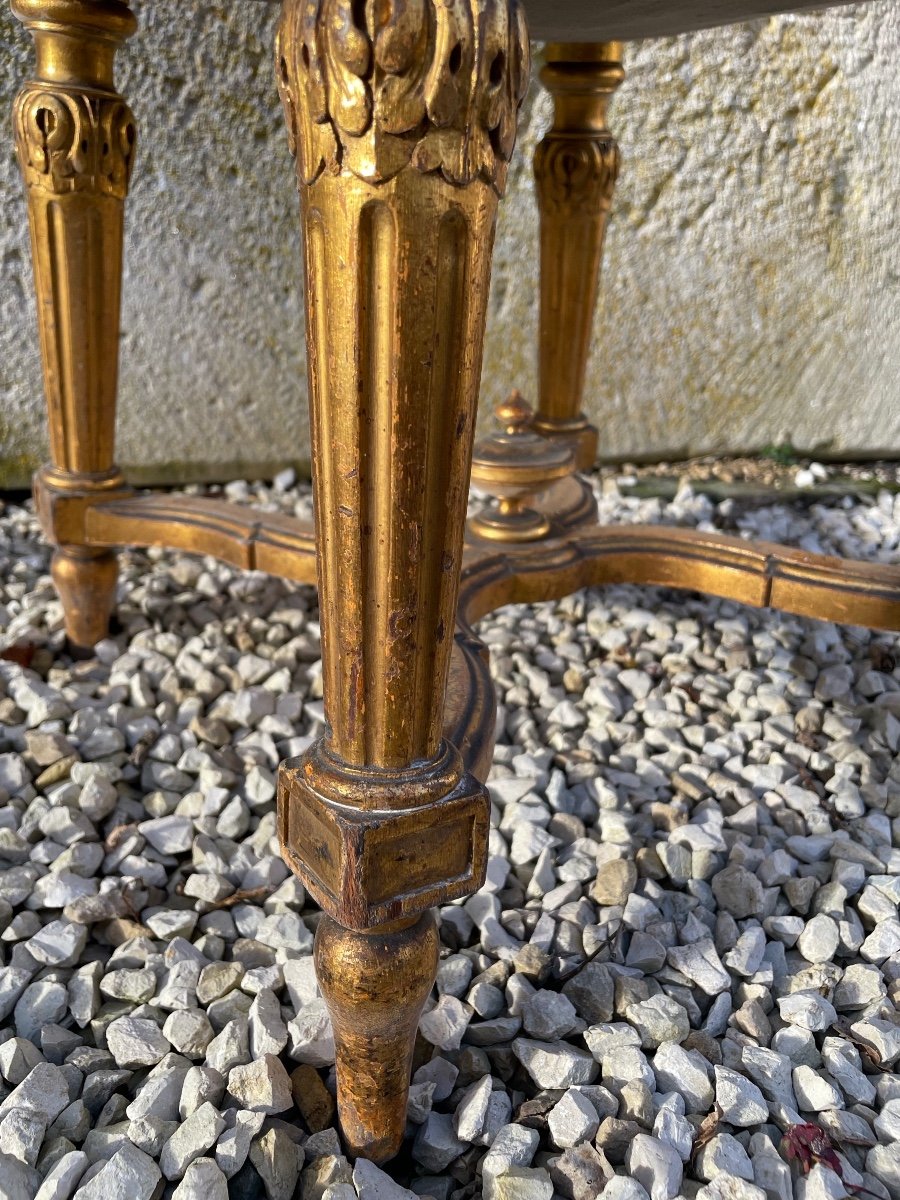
[51,547,118,653]
[316,914,439,1163]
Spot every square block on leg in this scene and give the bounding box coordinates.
[278,758,490,930]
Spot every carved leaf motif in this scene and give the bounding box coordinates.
[375,0,430,136]
[277,0,531,193]
[14,85,135,197]
[534,135,620,216]
[99,101,136,194]
[324,0,372,137]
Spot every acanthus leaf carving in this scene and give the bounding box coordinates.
[276,0,531,193]
[14,83,136,198]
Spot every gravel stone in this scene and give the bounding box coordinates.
[512,1039,599,1088]
[867,1144,900,1200]
[697,1177,767,1200]
[15,981,67,1041]
[777,991,837,1032]
[172,1157,229,1200]
[412,1112,467,1172]
[652,1105,694,1162]
[492,1167,554,1199]
[549,1143,613,1200]
[287,1000,335,1066]
[301,1151,352,1197]
[215,1110,264,1178]
[522,990,578,1040]
[160,1102,227,1180]
[602,1179,651,1200]
[291,1063,336,1132]
[419,995,472,1051]
[227,1054,294,1114]
[695,1134,755,1182]
[653,1043,714,1113]
[249,988,289,1058]
[34,1149,89,1200]
[792,1064,844,1111]
[741,1045,798,1108]
[0,1063,71,1125]
[627,995,690,1049]
[547,1088,600,1148]
[875,1099,900,1144]
[481,1124,539,1200]
[106,1017,170,1068]
[353,1158,421,1199]
[592,859,638,905]
[714,1066,769,1126]
[0,1106,47,1165]
[797,914,841,964]
[561,962,614,1023]
[73,1142,161,1199]
[0,1036,43,1085]
[0,1150,40,1199]
[248,1127,304,1200]
[454,1074,492,1143]
[851,1018,900,1067]
[163,1010,215,1059]
[205,1018,251,1074]
[626,1133,684,1200]
[26,920,88,967]
[711,865,765,918]
[667,940,731,995]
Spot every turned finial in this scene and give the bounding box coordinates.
[495,389,534,435]
[470,391,576,542]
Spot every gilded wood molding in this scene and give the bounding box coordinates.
[459,525,900,634]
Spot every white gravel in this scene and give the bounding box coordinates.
[0,469,898,1200]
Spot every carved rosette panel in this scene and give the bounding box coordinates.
[14,84,136,198]
[534,134,620,218]
[276,0,531,193]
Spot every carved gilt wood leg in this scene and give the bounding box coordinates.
[275,0,530,1163]
[532,42,624,470]
[467,42,624,546]
[12,0,135,651]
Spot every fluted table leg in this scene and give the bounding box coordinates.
[275,0,530,1163]
[532,41,624,470]
[12,0,136,650]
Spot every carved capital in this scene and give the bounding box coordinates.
[534,44,623,219]
[14,85,136,198]
[276,0,531,193]
[534,133,619,217]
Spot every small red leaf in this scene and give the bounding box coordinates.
[0,642,36,668]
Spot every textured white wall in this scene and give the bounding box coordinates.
[1,1,898,486]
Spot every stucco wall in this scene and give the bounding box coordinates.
[1,1,898,487]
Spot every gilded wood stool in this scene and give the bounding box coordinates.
[10,0,900,1165]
